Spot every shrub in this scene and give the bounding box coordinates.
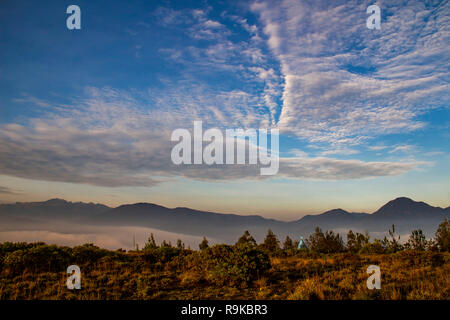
[72,243,110,265]
[202,243,271,286]
[360,239,385,254]
[3,244,72,275]
[406,229,427,251]
[435,218,450,252]
[142,246,181,267]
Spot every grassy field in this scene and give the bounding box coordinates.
[0,242,448,300]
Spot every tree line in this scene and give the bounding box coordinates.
[143,217,450,255]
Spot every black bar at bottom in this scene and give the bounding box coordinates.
[1,300,447,319]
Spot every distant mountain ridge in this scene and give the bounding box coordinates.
[0,198,110,221]
[0,197,448,243]
[371,197,446,219]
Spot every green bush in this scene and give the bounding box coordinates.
[142,246,182,270]
[72,243,110,265]
[3,244,72,275]
[201,243,271,286]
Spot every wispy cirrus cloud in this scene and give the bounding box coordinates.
[388,144,416,154]
[154,5,284,125]
[251,0,450,146]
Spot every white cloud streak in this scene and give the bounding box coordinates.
[0,87,423,187]
[251,0,450,145]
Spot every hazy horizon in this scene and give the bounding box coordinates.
[0,194,449,222]
[3,195,446,250]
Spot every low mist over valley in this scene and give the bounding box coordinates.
[0,197,448,249]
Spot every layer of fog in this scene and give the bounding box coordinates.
[0,223,215,250]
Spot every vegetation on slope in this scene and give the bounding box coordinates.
[0,219,448,300]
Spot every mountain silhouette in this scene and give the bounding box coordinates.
[371,197,447,219]
[296,208,368,230]
[0,198,110,221]
[0,197,448,243]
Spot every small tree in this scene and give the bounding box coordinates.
[346,230,357,253]
[262,229,280,253]
[161,240,172,247]
[324,230,344,253]
[346,230,370,253]
[386,224,403,253]
[307,227,344,253]
[176,239,185,250]
[143,233,158,250]
[235,230,257,247]
[406,229,427,251]
[356,231,370,249]
[435,218,450,252]
[307,227,325,253]
[199,237,209,250]
[283,236,295,250]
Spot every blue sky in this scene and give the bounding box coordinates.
[0,0,449,219]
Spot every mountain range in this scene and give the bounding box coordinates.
[0,197,448,243]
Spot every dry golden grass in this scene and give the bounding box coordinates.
[0,243,448,300]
